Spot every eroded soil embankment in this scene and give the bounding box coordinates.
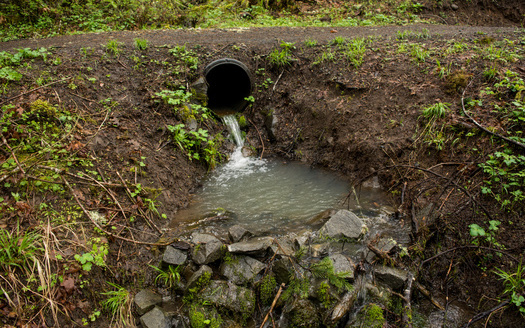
[0,25,524,327]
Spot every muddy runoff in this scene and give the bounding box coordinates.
[136,115,464,327]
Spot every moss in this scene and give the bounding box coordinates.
[259,274,277,305]
[189,304,222,328]
[316,280,333,309]
[29,99,58,118]
[445,70,472,94]
[351,303,385,328]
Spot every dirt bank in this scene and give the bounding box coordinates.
[1,23,524,327]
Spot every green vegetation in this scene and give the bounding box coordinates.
[74,238,108,271]
[0,0,429,41]
[151,264,181,288]
[494,262,525,315]
[101,282,134,327]
[268,41,296,67]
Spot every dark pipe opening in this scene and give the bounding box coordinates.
[204,58,252,116]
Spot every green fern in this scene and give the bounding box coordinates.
[310,257,353,293]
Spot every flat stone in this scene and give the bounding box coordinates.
[140,306,169,328]
[319,210,366,240]
[162,246,187,266]
[192,233,224,265]
[201,280,255,314]
[373,265,408,290]
[329,253,354,280]
[228,225,253,243]
[310,243,330,258]
[227,236,274,256]
[294,231,312,249]
[220,255,265,285]
[270,236,295,256]
[135,289,162,315]
[186,265,213,291]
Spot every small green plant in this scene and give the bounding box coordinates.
[105,40,123,57]
[134,38,148,50]
[410,43,429,63]
[268,41,296,67]
[74,238,108,271]
[494,262,525,315]
[422,102,450,120]
[169,45,199,70]
[259,274,277,305]
[469,220,503,249]
[304,38,318,47]
[151,265,181,288]
[343,37,368,68]
[101,282,134,327]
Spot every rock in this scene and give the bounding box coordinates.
[294,231,313,249]
[135,289,162,315]
[319,210,367,240]
[140,306,169,328]
[191,233,224,265]
[162,246,187,266]
[220,255,265,285]
[310,243,330,258]
[186,265,213,291]
[271,236,295,256]
[373,265,408,290]
[428,304,467,328]
[201,280,256,314]
[329,253,354,280]
[272,258,293,285]
[307,209,336,228]
[451,3,459,10]
[264,108,278,141]
[228,236,274,256]
[365,237,397,263]
[331,290,357,323]
[413,203,437,234]
[282,299,320,328]
[228,225,253,243]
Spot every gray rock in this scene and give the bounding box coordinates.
[140,306,169,328]
[331,290,357,323]
[270,236,295,256]
[162,246,187,266]
[294,231,312,249]
[135,289,162,315]
[186,265,213,291]
[329,253,354,280]
[307,209,336,228]
[451,3,459,10]
[228,225,253,243]
[272,258,293,285]
[373,265,408,290]
[365,237,397,263]
[201,280,255,314]
[310,243,330,258]
[220,255,265,285]
[192,233,224,265]
[264,108,279,141]
[228,236,274,256]
[319,210,366,241]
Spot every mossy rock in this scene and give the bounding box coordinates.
[348,303,385,328]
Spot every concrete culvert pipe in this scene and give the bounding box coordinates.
[204,58,252,116]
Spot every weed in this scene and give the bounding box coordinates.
[101,282,134,327]
[343,37,368,68]
[169,45,199,71]
[494,262,525,315]
[105,40,123,57]
[74,238,108,271]
[151,264,181,288]
[469,220,504,249]
[268,41,296,67]
[410,44,429,63]
[304,38,318,47]
[422,102,450,120]
[134,38,148,50]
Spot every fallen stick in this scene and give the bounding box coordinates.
[0,77,72,107]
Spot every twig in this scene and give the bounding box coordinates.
[117,59,128,69]
[69,92,96,103]
[461,299,511,328]
[420,245,520,265]
[272,70,284,92]
[0,77,72,107]
[61,175,172,246]
[260,283,285,328]
[460,80,525,150]
[247,118,265,159]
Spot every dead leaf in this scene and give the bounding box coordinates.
[60,277,75,294]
